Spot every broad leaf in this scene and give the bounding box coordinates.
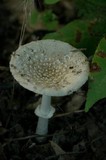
[43,20,103,56]
[85,38,106,112]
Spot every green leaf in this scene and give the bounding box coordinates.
[43,20,103,56]
[44,0,60,5]
[28,9,58,31]
[42,10,58,30]
[85,38,106,112]
[75,0,106,20]
[29,10,38,25]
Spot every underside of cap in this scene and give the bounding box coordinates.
[10,39,89,96]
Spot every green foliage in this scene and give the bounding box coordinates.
[43,20,105,56]
[29,10,38,25]
[75,0,106,20]
[85,38,106,112]
[44,0,60,5]
[43,0,106,56]
[29,9,58,30]
[42,10,58,30]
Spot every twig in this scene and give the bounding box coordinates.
[2,130,69,147]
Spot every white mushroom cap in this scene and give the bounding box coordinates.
[10,39,89,96]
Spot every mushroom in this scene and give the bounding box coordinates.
[10,39,89,140]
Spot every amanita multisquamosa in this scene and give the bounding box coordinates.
[10,39,89,139]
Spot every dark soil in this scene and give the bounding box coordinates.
[0,1,106,160]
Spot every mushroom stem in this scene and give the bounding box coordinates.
[35,95,55,138]
[36,117,48,136]
[40,95,52,116]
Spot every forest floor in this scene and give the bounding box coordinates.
[0,1,106,160]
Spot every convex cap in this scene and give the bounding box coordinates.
[10,39,89,96]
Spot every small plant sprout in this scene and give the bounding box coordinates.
[10,39,89,140]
